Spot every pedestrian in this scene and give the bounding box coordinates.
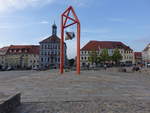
[104,64,107,70]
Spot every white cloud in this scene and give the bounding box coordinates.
[0,0,54,12]
[82,28,110,34]
[55,0,91,8]
[72,0,88,7]
[0,0,90,13]
[0,20,49,29]
[40,20,49,24]
[0,25,14,29]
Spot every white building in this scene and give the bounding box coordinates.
[0,45,40,69]
[39,23,67,69]
[80,41,134,66]
[142,43,150,64]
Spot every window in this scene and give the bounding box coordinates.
[81,57,83,60]
[41,58,43,62]
[55,58,57,62]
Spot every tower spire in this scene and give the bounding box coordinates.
[52,21,57,35]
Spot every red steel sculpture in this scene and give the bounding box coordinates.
[60,6,81,74]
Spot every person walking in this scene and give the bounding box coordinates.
[104,64,107,70]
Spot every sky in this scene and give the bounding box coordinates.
[0,0,150,58]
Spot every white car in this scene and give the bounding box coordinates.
[7,66,12,71]
[32,67,39,70]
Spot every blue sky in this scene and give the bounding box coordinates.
[0,0,150,58]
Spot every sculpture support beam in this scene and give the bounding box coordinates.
[60,6,81,75]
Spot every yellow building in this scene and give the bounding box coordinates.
[0,47,9,67]
[0,45,39,69]
[142,43,150,64]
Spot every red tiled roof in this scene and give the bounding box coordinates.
[134,52,142,59]
[39,35,60,43]
[7,45,39,55]
[81,41,133,51]
[0,46,9,55]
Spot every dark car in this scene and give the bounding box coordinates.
[1,66,7,71]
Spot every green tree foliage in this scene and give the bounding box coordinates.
[88,51,98,64]
[97,56,102,64]
[68,59,75,67]
[112,48,123,64]
[100,48,110,62]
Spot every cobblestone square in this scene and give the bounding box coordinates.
[0,69,150,113]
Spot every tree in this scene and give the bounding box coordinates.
[88,51,98,65]
[97,56,102,64]
[100,48,110,63]
[111,48,123,65]
[68,59,75,67]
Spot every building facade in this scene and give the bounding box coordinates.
[39,23,67,69]
[80,41,134,66]
[0,47,9,68]
[142,43,150,64]
[133,52,142,64]
[0,45,39,69]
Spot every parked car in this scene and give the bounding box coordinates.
[32,67,40,71]
[6,66,13,71]
[147,63,150,68]
[1,66,7,71]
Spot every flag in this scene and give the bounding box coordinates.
[65,32,75,40]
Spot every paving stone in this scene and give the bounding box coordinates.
[0,69,150,112]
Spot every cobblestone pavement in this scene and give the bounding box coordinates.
[12,100,150,113]
[0,69,150,112]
